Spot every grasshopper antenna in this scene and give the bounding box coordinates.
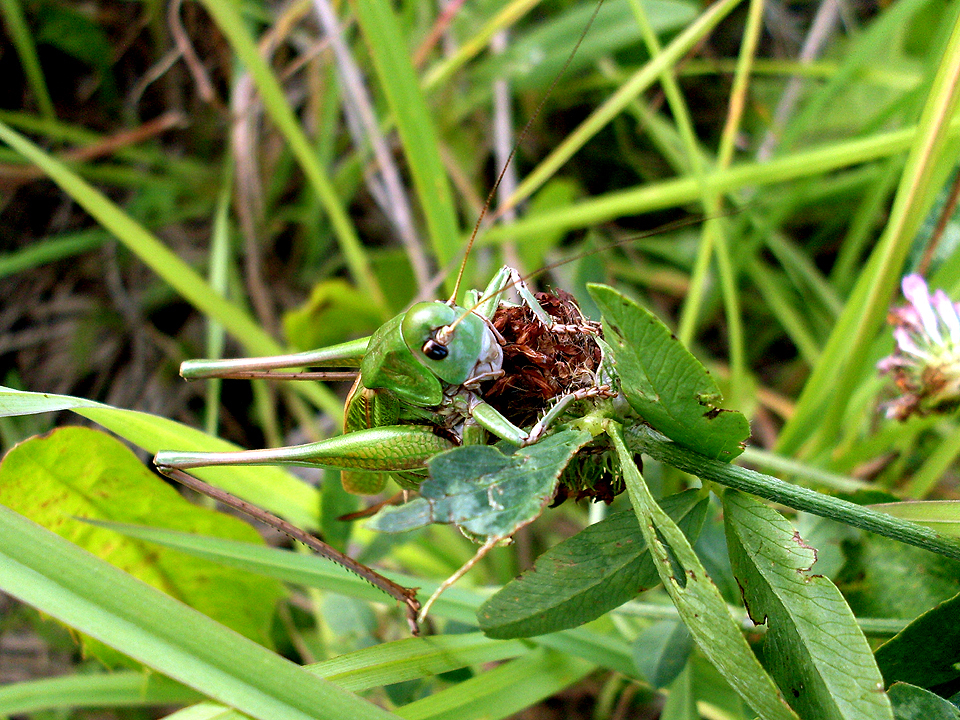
[448,0,607,305]
[191,370,359,381]
[522,209,747,287]
[442,209,744,338]
[155,465,422,635]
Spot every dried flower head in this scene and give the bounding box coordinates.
[878,274,960,420]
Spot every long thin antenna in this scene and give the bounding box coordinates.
[443,210,741,337]
[194,370,360,381]
[448,0,608,304]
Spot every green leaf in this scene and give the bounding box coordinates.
[875,591,960,689]
[368,429,593,539]
[887,683,960,720]
[283,279,384,351]
[632,620,695,689]
[723,489,894,720]
[659,663,697,719]
[588,284,749,462]
[0,504,401,720]
[0,427,285,654]
[35,2,112,70]
[478,491,707,639]
[0,386,320,531]
[838,535,960,620]
[608,422,799,720]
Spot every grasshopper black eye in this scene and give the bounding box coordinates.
[422,338,449,360]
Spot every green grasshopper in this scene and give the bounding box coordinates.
[153,264,614,631]
[154,266,610,491]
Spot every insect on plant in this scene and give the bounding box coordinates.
[154,262,621,630]
[152,0,750,634]
[13,0,960,715]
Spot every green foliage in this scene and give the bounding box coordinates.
[590,283,750,462]
[283,279,385,351]
[887,683,960,720]
[867,500,960,538]
[724,490,892,719]
[472,0,697,90]
[609,423,801,720]
[369,428,593,538]
[34,2,112,73]
[0,427,285,658]
[875,591,960,689]
[5,0,960,716]
[838,535,960,619]
[0,386,321,530]
[0,504,400,720]
[631,620,695,689]
[478,491,707,638]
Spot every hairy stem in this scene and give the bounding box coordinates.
[624,424,960,562]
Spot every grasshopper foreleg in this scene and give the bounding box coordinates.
[525,384,617,445]
[505,267,599,335]
[417,535,502,624]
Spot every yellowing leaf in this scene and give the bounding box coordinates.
[0,427,285,658]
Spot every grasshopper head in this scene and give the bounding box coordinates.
[402,302,486,385]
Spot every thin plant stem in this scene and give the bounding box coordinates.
[626,424,960,562]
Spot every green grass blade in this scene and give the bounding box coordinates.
[0,386,321,531]
[0,121,342,419]
[397,649,593,720]
[0,672,201,717]
[195,0,386,312]
[352,0,461,274]
[79,522,640,678]
[0,0,54,119]
[777,9,960,456]
[157,633,536,720]
[0,123,264,346]
[0,505,401,720]
[0,228,107,278]
[0,109,207,176]
[479,118,960,246]
[504,0,743,210]
[315,633,529,692]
